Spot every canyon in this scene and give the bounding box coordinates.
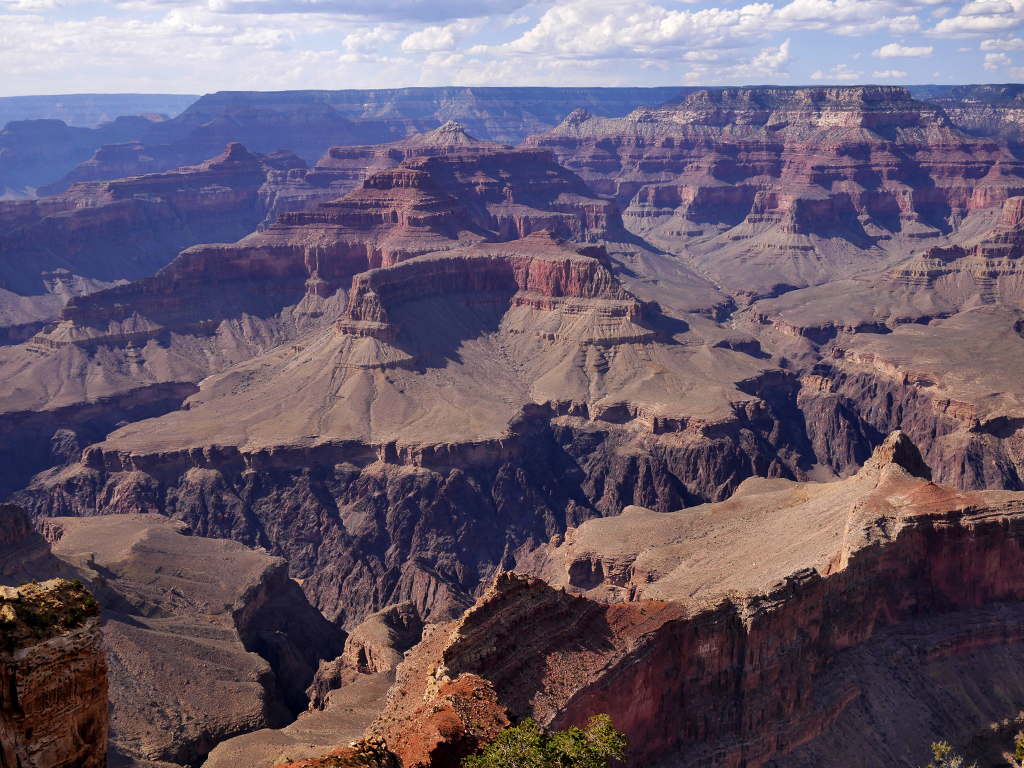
[7,84,1024,768]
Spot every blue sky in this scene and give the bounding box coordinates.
[1,0,1023,95]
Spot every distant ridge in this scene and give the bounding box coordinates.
[0,94,198,128]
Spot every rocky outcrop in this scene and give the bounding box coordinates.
[307,603,423,711]
[371,673,509,768]
[260,122,511,229]
[351,434,1024,768]
[524,86,1024,302]
[0,578,107,768]
[42,514,344,766]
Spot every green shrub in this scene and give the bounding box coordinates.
[1014,732,1024,764]
[463,714,627,768]
[926,741,977,768]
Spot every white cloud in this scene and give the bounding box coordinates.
[682,38,792,82]
[496,12,529,29]
[852,51,862,57]
[872,67,909,75]
[960,0,1014,16]
[981,36,1024,47]
[931,5,952,16]
[928,0,1022,36]
[872,42,933,55]
[342,24,399,53]
[984,50,1013,66]
[471,0,776,59]
[810,63,863,79]
[888,14,921,32]
[401,18,485,52]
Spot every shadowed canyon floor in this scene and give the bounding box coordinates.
[7,85,1024,768]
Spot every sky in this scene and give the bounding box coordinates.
[2,0,1024,95]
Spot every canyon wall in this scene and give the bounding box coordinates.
[363,435,1024,768]
[0,579,107,768]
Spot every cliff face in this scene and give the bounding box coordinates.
[925,85,1024,142]
[524,86,1024,302]
[42,513,345,766]
[45,147,616,341]
[0,142,305,337]
[360,434,1024,768]
[0,579,107,768]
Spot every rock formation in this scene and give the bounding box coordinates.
[737,193,1024,491]
[21,87,684,197]
[259,122,510,229]
[0,578,107,768]
[924,84,1024,143]
[307,602,423,710]
[524,86,1024,301]
[35,513,345,767]
[0,142,306,346]
[344,433,1024,768]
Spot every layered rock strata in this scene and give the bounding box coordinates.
[352,433,1024,768]
[524,86,1024,301]
[12,226,816,631]
[0,578,107,768]
[260,122,511,228]
[925,84,1024,143]
[0,142,304,338]
[31,87,685,195]
[739,194,1024,491]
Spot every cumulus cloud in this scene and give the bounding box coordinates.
[471,0,775,58]
[984,50,1013,65]
[928,0,1022,36]
[872,67,909,74]
[888,14,921,32]
[810,63,863,79]
[981,36,1024,46]
[401,18,484,52]
[872,42,933,55]
[960,0,1015,16]
[342,24,400,53]
[683,39,792,82]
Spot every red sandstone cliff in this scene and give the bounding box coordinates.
[354,433,1024,768]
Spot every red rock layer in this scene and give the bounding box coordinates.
[337,234,634,340]
[366,437,1024,768]
[54,148,618,330]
